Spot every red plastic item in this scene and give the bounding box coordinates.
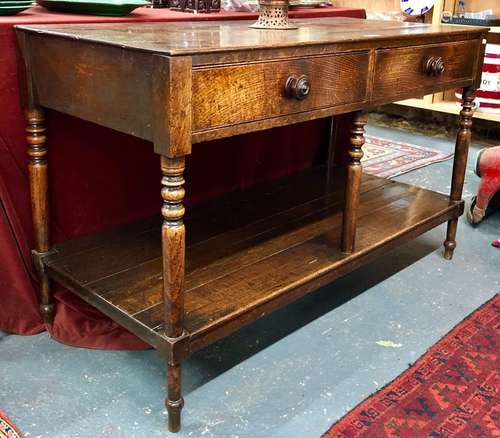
[467,145,500,225]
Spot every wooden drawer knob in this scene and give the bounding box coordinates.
[285,75,311,100]
[425,57,446,76]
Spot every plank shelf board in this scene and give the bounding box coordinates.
[44,167,462,355]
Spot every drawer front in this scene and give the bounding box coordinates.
[192,52,370,131]
[373,40,479,101]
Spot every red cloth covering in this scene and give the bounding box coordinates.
[0,7,365,349]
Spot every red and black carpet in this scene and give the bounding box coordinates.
[362,135,454,179]
[323,294,500,438]
[0,410,23,438]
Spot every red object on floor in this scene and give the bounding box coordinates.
[0,8,364,349]
[0,409,24,438]
[323,294,500,438]
[468,145,500,225]
[492,239,500,248]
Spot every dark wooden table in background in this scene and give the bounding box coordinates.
[16,17,487,432]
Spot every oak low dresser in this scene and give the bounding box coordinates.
[16,17,487,432]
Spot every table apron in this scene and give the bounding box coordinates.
[20,33,484,149]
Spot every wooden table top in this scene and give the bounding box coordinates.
[16,17,486,56]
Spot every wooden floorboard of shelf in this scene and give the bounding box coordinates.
[396,98,500,123]
[44,167,462,355]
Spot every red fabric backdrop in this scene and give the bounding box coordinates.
[0,7,365,349]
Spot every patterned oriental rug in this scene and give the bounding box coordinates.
[362,135,454,179]
[0,410,23,438]
[323,294,500,438]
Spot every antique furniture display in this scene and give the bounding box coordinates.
[16,17,487,432]
[0,5,365,349]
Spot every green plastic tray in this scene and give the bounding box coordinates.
[37,0,150,16]
[0,1,34,6]
[0,3,33,13]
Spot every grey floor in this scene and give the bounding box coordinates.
[1,124,498,438]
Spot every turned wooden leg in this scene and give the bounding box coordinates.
[26,108,53,324]
[341,111,368,254]
[166,363,183,432]
[444,87,475,260]
[161,156,186,433]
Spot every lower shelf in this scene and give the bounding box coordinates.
[44,167,462,357]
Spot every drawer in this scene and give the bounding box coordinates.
[192,52,370,131]
[373,39,479,101]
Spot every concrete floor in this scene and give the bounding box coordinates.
[1,124,498,438]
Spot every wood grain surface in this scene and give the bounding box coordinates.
[44,169,462,355]
[373,39,480,102]
[16,19,487,145]
[192,52,370,130]
[15,18,486,58]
